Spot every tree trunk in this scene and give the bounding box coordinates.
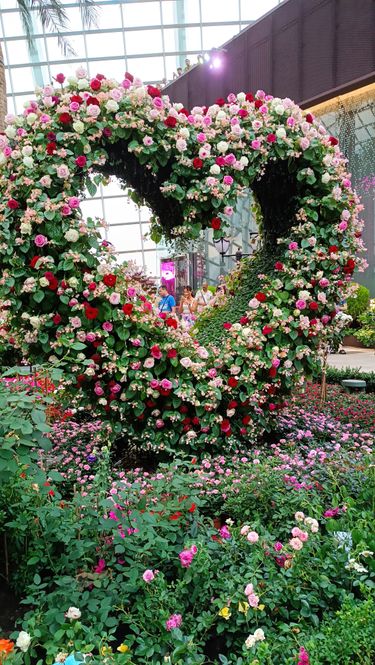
[0,41,7,131]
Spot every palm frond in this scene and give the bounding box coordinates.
[76,0,98,29]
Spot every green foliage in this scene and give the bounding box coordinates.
[306,595,375,664]
[324,367,375,392]
[346,283,370,322]
[0,371,52,480]
[354,300,375,348]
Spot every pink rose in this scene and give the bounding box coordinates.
[68,197,80,208]
[86,332,96,342]
[295,299,306,310]
[155,419,164,429]
[109,292,120,305]
[244,583,254,596]
[127,287,137,298]
[289,241,298,250]
[34,234,48,247]
[160,378,173,390]
[94,384,104,396]
[224,153,236,166]
[251,140,261,150]
[71,317,82,328]
[223,175,233,186]
[289,537,303,551]
[338,221,347,231]
[102,321,113,332]
[179,549,194,568]
[150,379,159,389]
[142,569,155,583]
[247,593,259,608]
[274,542,283,552]
[247,531,259,544]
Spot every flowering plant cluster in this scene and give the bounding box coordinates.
[0,68,367,452]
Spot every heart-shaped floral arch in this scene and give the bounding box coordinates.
[0,69,366,455]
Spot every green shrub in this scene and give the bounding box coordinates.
[324,367,375,392]
[346,284,370,323]
[354,300,375,348]
[306,595,375,664]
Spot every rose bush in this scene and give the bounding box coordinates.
[0,69,367,454]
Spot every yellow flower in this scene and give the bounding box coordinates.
[238,601,249,614]
[100,646,113,656]
[218,607,231,620]
[258,604,265,611]
[117,644,129,653]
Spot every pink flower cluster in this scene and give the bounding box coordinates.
[165,613,182,631]
[179,544,197,568]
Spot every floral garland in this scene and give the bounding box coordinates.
[0,68,367,453]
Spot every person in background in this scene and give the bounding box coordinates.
[158,285,176,315]
[193,281,213,314]
[178,286,195,328]
[184,58,191,72]
[211,284,227,307]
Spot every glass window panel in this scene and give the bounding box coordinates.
[90,4,122,30]
[12,94,33,114]
[2,11,24,37]
[0,1,18,9]
[5,96,16,115]
[143,250,160,276]
[240,0,279,21]
[164,54,180,81]
[201,0,239,22]
[103,197,140,224]
[100,178,125,197]
[162,0,175,24]
[63,34,86,60]
[184,0,202,23]
[185,27,202,51]
[64,7,84,31]
[139,205,152,222]
[87,60,126,81]
[163,27,178,53]
[108,224,142,251]
[118,251,144,267]
[86,31,124,59]
[125,29,163,55]
[81,199,104,220]
[202,25,239,50]
[123,2,161,27]
[5,40,31,65]
[127,56,164,81]
[46,36,68,61]
[9,67,35,94]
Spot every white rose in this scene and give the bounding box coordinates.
[75,67,87,79]
[245,635,256,649]
[77,78,89,90]
[210,164,220,175]
[216,110,227,121]
[240,156,249,166]
[217,140,228,153]
[20,222,32,235]
[23,156,34,168]
[22,145,33,156]
[254,629,265,642]
[65,229,80,242]
[274,104,285,115]
[65,607,81,620]
[39,277,50,287]
[322,172,331,184]
[16,631,31,652]
[67,76,77,85]
[30,316,41,328]
[276,127,286,139]
[105,99,119,113]
[179,127,189,139]
[68,277,78,288]
[0,153,7,166]
[237,92,246,102]
[73,121,85,134]
[26,113,37,125]
[5,125,16,139]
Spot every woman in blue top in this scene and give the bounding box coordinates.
[158,285,176,315]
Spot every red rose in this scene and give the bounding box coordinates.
[29,255,41,268]
[245,93,254,102]
[188,503,197,513]
[45,272,58,290]
[223,322,232,330]
[239,316,248,324]
[305,113,314,123]
[328,245,339,254]
[75,155,87,167]
[211,217,221,230]
[88,282,96,290]
[216,98,226,107]
[238,109,248,118]
[268,403,277,411]
[52,313,62,325]
[220,419,231,433]
[274,261,284,271]
[228,377,238,388]
[90,78,101,91]
[179,405,188,413]
[254,99,262,109]
[242,415,251,425]
[59,112,72,124]
[147,85,161,98]
[76,374,86,384]
[309,302,319,311]
[70,95,83,105]
[55,73,65,84]
[262,325,273,335]
[164,116,177,128]
[193,157,203,169]
[215,156,225,166]
[329,136,338,146]
[268,367,277,378]
[255,292,267,302]
[125,71,134,82]
[103,274,116,287]
[167,349,177,358]
[7,199,19,209]
[122,303,133,315]
[86,96,99,106]
[267,133,276,143]
[85,305,99,320]
[228,400,238,409]
[166,317,177,329]
[46,142,57,155]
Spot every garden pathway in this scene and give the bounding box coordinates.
[328,346,375,371]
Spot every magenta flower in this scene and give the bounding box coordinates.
[219,525,231,539]
[297,647,310,665]
[166,613,182,631]
[179,549,194,568]
[142,569,155,583]
[34,234,48,247]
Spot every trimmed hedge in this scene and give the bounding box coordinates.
[324,366,375,392]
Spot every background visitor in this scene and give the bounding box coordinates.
[178,286,195,328]
[194,281,213,314]
[158,285,176,315]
